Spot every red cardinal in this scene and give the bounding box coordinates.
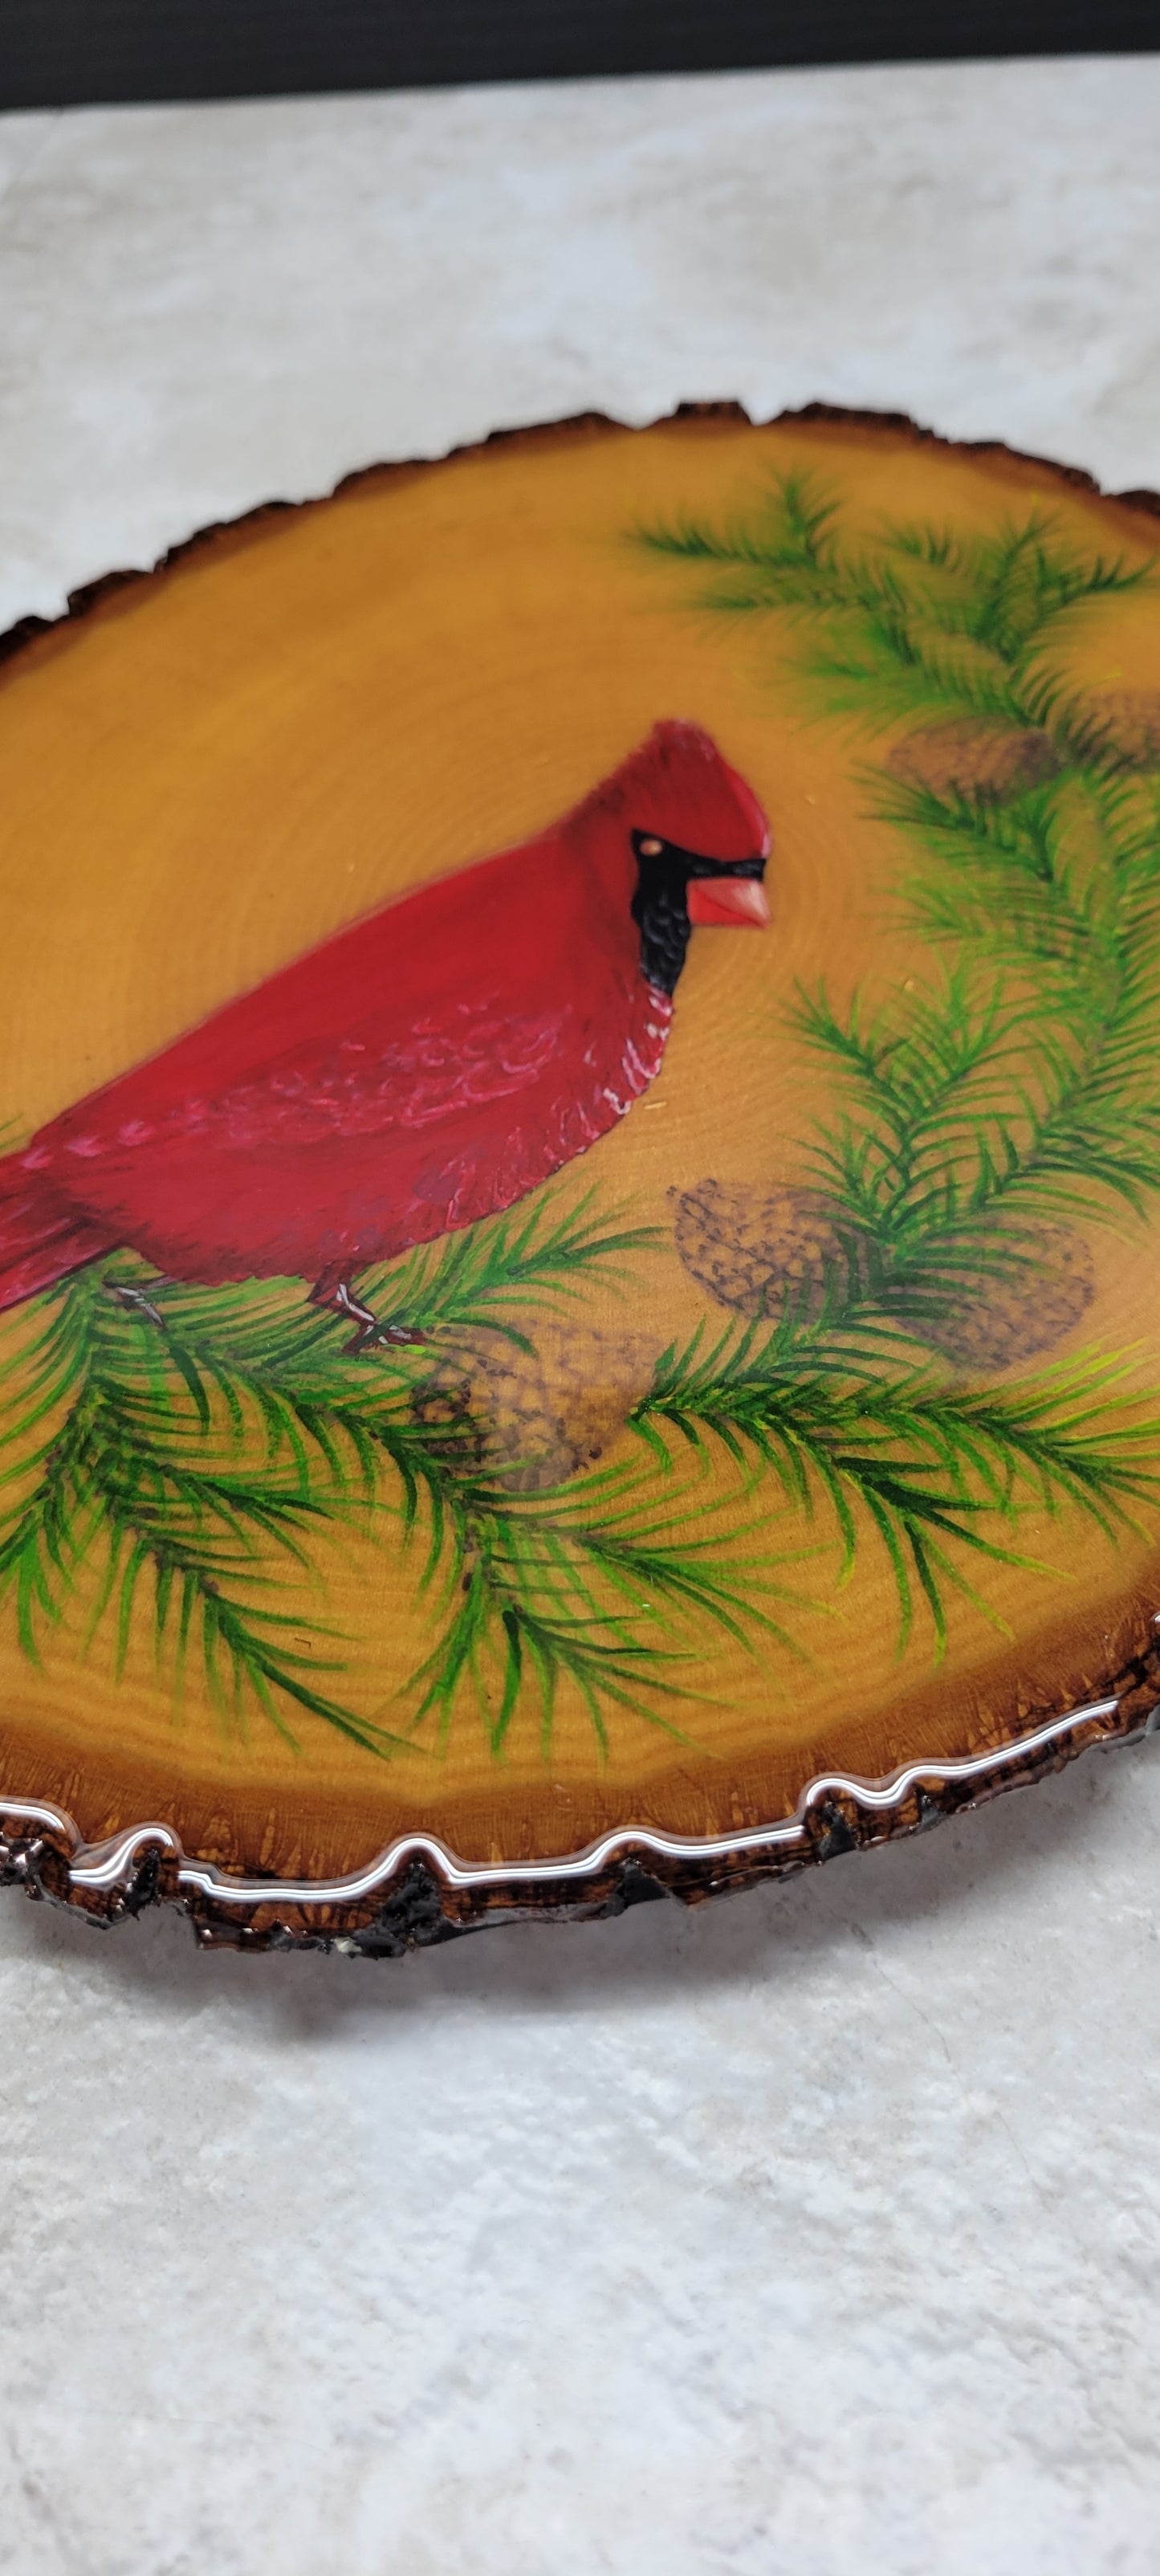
[0,720,769,1347]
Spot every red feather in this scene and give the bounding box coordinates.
[0,721,768,1310]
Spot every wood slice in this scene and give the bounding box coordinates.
[2,404,1159,1951]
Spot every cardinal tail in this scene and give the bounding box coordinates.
[0,1154,113,1314]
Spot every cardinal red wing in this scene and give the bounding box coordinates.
[25,989,590,1278]
[21,826,645,1282]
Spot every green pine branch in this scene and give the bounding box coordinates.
[2,1184,1158,1742]
[0,1196,817,1757]
[634,1322,1160,1653]
[837,772,1160,1242]
[638,469,1160,1347]
[637,475,1154,745]
[0,1191,663,1752]
[402,1463,813,1760]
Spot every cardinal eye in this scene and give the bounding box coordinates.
[637,835,665,858]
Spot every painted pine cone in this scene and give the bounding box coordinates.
[672,1178,855,1322]
[412,1323,654,1494]
[887,718,1059,802]
[917,1223,1095,1372]
[1083,690,1160,769]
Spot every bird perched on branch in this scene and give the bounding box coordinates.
[0,720,769,1348]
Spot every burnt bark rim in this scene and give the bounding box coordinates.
[2,1678,1158,1950]
[2,396,1158,684]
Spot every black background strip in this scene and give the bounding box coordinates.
[2,0,1156,113]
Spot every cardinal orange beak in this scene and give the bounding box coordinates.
[687,875,771,928]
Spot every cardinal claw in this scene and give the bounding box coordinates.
[105,1279,167,1331]
[312,1277,426,1355]
[343,1320,428,1357]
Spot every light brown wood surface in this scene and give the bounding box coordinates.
[2,408,1158,1906]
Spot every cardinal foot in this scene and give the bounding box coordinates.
[105,1278,167,1331]
[311,1278,427,1358]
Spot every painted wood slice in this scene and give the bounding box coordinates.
[2,406,1160,1950]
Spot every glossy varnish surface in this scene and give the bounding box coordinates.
[2,405,1159,1930]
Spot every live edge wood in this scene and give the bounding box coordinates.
[2,402,1160,1950]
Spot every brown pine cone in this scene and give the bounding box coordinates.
[886,718,1059,802]
[672,1178,856,1322]
[916,1223,1095,1373]
[1081,690,1160,769]
[412,1323,654,1494]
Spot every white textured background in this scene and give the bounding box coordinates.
[1,63,1159,2573]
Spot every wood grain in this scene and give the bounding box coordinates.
[2,402,1159,1942]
